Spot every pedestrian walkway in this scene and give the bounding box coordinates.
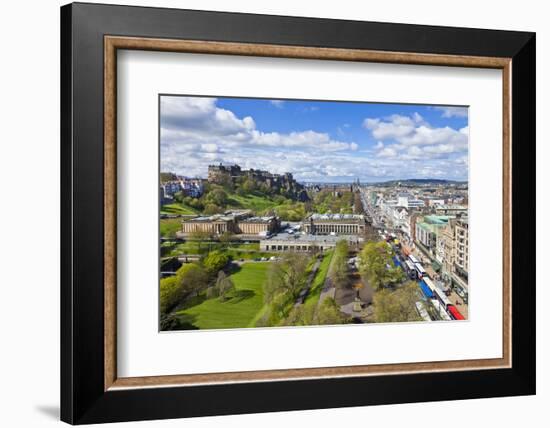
[294,258,321,306]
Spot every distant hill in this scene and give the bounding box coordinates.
[371,178,467,186]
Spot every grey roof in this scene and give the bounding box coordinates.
[262,232,361,244]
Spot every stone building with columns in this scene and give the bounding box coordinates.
[302,213,366,235]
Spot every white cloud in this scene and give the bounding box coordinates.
[270,100,285,108]
[160,97,468,182]
[434,106,468,118]
[160,96,362,179]
[377,147,398,158]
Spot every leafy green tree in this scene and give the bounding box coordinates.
[159,263,208,314]
[330,240,349,289]
[208,188,228,206]
[160,275,180,314]
[358,241,402,290]
[313,297,347,325]
[203,203,222,215]
[175,263,208,295]
[280,304,315,326]
[264,253,309,304]
[241,178,256,193]
[202,250,230,275]
[373,281,422,323]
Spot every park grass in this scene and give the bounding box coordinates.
[160,203,198,215]
[162,241,262,257]
[176,262,269,330]
[226,193,282,213]
[304,250,334,309]
[160,218,182,238]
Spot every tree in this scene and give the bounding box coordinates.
[203,203,222,215]
[330,240,349,289]
[159,263,208,314]
[264,253,309,304]
[206,187,228,206]
[175,263,208,295]
[160,275,180,314]
[313,297,347,325]
[160,313,180,331]
[202,250,230,275]
[373,281,422,323]
[280,304,315,327]
[214,271,235,301]
[241,178,256,193]
[189,229,212,254]
[219,231,235,249]
[353,192,364,214]
[358,241,402,290]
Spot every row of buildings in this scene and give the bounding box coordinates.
[160,178,204,205]
[367,185,469,298]
[179,211,367,238]
[179,210,280,236]
[416,214,469,296]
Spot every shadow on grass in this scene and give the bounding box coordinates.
[227,289,255,304]
[227,263,242,275]
[174,313,200,331]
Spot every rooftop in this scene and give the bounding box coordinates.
[240,216,277,223]
[424,215,453,225]
[262,232,361,244]
[308,213,364,221]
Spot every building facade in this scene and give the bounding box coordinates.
[303,213,366,235]
[180,215,237,235]
[260,233,360,253]
[180,211,279,237]
[236,216,279,235]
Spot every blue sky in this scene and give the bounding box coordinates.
[160,95,469,182]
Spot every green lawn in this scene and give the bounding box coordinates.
[161,241,262,257]
[160,218,182,238]
[304,251,333,309]
[226,193,282,213]
[160,203,198,215]
[175,262,269,329]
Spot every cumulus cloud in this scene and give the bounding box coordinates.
[160,97,468,182]
[365,112,469,180]
[434,106,469,118]
[160,96,362,179]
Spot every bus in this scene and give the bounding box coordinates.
[447,304,465,320]
[408,254,419,265]
[418,279,434,299]
[422,277,437,293]
[415,301,432,322]
[431,300,452,321]
[404,260,417,279]
[433,286,451,307]
[414,263,426,278]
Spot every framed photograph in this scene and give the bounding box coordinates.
[61,2,536,424]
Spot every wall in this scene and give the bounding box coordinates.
[0,0,546,427]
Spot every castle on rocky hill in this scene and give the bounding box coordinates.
[207,163,309,201]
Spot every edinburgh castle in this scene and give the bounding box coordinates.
[208,164,309,201]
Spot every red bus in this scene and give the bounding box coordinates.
[447,304,465,320]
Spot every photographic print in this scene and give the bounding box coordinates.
[159,95,469,331]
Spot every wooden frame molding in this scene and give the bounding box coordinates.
[104,35,513,391]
